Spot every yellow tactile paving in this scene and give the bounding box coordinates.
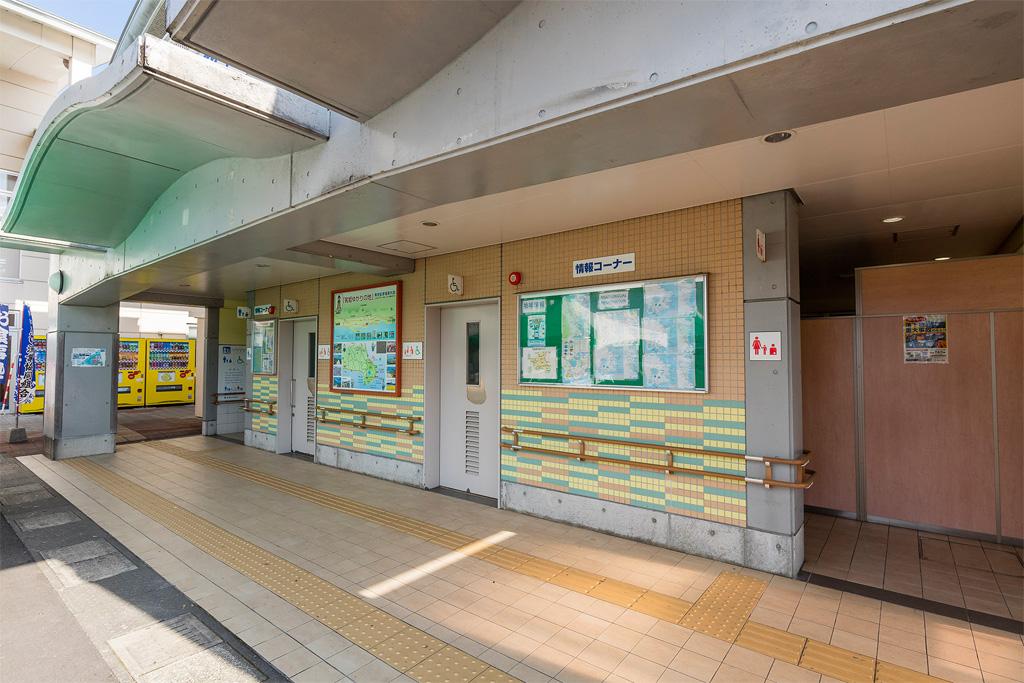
[875,661,941,683]
[799,639,876,683]
[141,443,954,683]
[630,592,693,622]
[679,572,767,642]
[64,458,517,682]
[734,621,806,664]
[407,646,490,683]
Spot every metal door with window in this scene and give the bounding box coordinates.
[291,319,317,455]
[439,303,499,498]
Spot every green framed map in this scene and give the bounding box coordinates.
[518,275,707,392]
[251,320,276,375]
[330,281,401,395]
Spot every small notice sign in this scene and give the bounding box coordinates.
[755,229,767,262]
[903,315,947,364]
[749,332,781,361]
[317,344,330,360]
[71,347,107,367]
[402,341,423,360]
[572,253,635,278]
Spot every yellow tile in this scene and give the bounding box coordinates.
[798,639,875,683]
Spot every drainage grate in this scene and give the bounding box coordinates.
[109,613,222,679]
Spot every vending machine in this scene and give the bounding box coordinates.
[117,338,147,407]
[144,339,195,405]
[17,335,46,414]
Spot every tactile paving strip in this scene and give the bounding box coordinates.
[734,621,806,664]
[679,572,767,642]
[799,639,875,683]
[144,444,951,683]
[65,458,517,683]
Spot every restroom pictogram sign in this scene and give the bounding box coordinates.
[749,331,781,361]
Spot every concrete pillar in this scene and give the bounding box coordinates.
[742,190,804,577]
[198,309,219,435]
[43,302,118,459]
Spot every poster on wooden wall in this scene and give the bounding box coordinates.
[903,314,948,364]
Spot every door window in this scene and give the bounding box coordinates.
[466,321,480,385]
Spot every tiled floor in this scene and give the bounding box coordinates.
[804,514,1024,621]
[19,437,1024,683]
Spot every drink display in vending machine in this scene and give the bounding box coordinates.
[117,338,147,407]
[18,336,46,414]
[144,339,195,405]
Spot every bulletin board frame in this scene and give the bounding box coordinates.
[516,274,708,393]
[329,281,403,396]
[251,319,277,376]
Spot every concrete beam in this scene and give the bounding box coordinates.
[43,0,1024,305]
[286,241,416,275]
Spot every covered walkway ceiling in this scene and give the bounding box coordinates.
[1,35,330,247]
[167,0,520,119]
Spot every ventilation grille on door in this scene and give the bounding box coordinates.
[306,396,316,443]
[464,411,480,475]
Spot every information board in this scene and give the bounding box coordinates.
[518,275,707,392]
[252,320,276,375]
[330,282,401,395]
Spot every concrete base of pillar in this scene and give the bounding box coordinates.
[43,433,115,460]
[201,420,217,436]
[244,429,276,452]
[501,482,804,577]
[315,444,423,487]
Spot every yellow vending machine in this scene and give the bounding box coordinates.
[144,339,195,405]
[18,335,46,414]
[117,338,147,407]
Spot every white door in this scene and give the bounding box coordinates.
[439,302,500,498]
[291,320,317,455]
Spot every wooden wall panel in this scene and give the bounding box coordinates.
[858,256,1023,315]
[801,318,857,514]
[863,314,996,534]
[995,311,1023,540]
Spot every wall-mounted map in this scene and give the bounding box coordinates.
[331,282,401,395]
[517,275,707,392]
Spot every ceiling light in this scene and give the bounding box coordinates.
[255,263,271,268]
[763,131,793,143]
[881,216,904,223]
[420,220,439,227]
[934,256,951,261]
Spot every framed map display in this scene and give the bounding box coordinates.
[330,282,401,395]
[252,320,276,375]
[517,275,707,392]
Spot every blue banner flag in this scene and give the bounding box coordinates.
[16,305,35,406]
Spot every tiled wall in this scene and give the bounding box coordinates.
[500,200,747,526]
[247,199,746,526]
[314,267,426,463]
[251,374,277,435]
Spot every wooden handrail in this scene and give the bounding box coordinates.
[317,406,420,436]
[501,426,814,490]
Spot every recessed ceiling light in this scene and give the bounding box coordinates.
[881,216,904,223]
[763,131,793,143]
[934,256,951,261]
[420,220,439,227]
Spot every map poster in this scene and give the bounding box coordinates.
[331,282,402,394]
[903,314,948,364]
